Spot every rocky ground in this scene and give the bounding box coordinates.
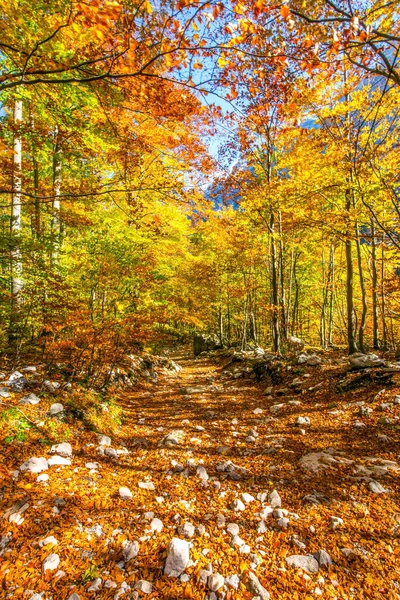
[0,349,400,600]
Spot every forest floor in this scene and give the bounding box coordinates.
[1,349,400,600]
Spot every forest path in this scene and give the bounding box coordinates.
[1,351,400,599]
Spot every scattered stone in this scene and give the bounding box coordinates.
[330,516,344,530]
[104,447,118,458]
[42,553,60,573]
[0,387,10,398]
[88,578,103,592]
[39,536,58,548]
[119,487,133,500]
[122,541,139,562]
[44,380,61,393]
[295,416,310,426]
[254,408,263,414]
[349,353,385,369]
[197,466,209,481]
[50,442,72,457]
[368,480,388,494]
[98,435,111,446]
[314,549,333,569]
[135,580,152,594]
[246,572,270,599]
[226,574,240,590]
[164,538,190,577]
[269,489,282,508]
[359,406,373,417]
[232,499,245,512]
[49,403,64,416]
[67,594,80,600]
[207,573,224,592]
[227,523,240,536]
[242,493,255,504]
[138,481,155,491]
[286,555,319,574]
[48,455,71,467]
[20,457,48,473]
[8,371,27,392]
[37,473,49,482]
[178,521,195,538]
[19,393,40,405]
[151,518,163,533]
[379,402,392,411]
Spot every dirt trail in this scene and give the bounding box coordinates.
[1,351,400,599]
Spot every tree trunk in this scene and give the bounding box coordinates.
[355,219,367,353]
[278,212,287,340]
[345,188,358,354]
[52,125,62,262]
[9,99,23,343]
[371,219,379,349]
[328,244,335,345]
[270,212,280,353]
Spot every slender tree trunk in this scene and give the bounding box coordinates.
[270,213,280,353]
[320,247,327,348]
[380,237,388,350]
[328,244,335,345]
[355,218,367,353]
[278,212,287,340]
[287,247,294,334]
[9,99,23,342]
[371,219,379,349]
[345,188,358,354]
[52,125,62,262]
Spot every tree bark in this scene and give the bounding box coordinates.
[371,219,379,349]
[270,212,280,353]
[52,125,62,262]
[345,188,358,354]
[9,98,23,342]
[355,219,367,353]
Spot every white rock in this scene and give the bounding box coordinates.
[138,481,155,490]
[98,435,111,446]
[20,457,48,473]
[330,516,344,529]
[48,455,71,467]
[122,540,139,562]
[286,554,319,574]
[368,480,388,493]
[119,487,133,500]
[349,353,385,369]
[178,521,195,538]
[207,573,224,591]
[246,572,270,599]
[135,580,152,594]
[44,380,61,392]
[227,523,240,536]
[269,489,282,508]
[197,465,209,481]
[67,594,80,600]
[295,416,310,426]
[8,371,27,391]
[39,536,58,548]
[254,408,263,414]
[42,553,60,573]
[232,499,245,512]
[164,538,190,577]
[226,574,240,590]
[241,493,255,504]
[151,518,163,533]
[49,403,64,416]
[37,473,49,482]
[19,393,40,405]
[88,578,102,592]
[50,442,72,457]
[104,580,117,589]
